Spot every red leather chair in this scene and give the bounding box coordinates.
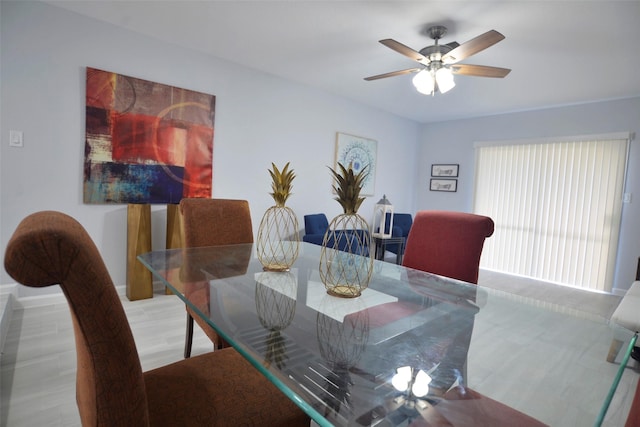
[409,386,547,426]
[402,210,495,284]
[358,210,494,328]
[400,211,542,426]
[179,198,254,358]
[625,378,640,426]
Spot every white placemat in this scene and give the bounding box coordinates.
[306,280,398,322]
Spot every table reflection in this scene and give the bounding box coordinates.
[255,271,297,369]
[139,243,553,427]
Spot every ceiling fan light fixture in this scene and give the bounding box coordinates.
[365,26,510,95]
[412,69,435,95]
[435,67,456,93]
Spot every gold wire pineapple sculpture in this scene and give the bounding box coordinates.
[319,162,373,297]
[257,162,300,271]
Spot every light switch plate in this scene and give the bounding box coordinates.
[9,130,23,147]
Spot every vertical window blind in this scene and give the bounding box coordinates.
[473,133,630,292]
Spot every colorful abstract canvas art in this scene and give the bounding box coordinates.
[84,67,215,204]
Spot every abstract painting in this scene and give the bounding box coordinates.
[335,132,377,196]
[84,67,215,204]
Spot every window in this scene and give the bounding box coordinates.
[474,133,630,292]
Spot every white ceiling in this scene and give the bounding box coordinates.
[48,0,640,124]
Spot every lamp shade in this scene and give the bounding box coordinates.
[412,70,435,95]
[435,67,455,93]
[413,67,456,95]
[392,366,412,392]
[411,369,432,397]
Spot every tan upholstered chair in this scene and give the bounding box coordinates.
[402,210,495,284]
[4,211,309,427]
[179,197,254,358]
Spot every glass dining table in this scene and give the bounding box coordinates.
[138,242,628,427]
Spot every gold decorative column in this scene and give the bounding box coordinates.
[126,204,152,300]
[166,203,183,248]
[165,204,184,294]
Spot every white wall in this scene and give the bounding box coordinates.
[3,1,637,298]
[0,1,420,294]
[418,97,640,293]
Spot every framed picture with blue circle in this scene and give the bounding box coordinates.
[335,132,377,196]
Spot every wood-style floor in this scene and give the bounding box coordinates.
[0,271,636,426]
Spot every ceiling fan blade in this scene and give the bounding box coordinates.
[442,30,505,64]
[379,39,431,66]
[364,68,421,81]
[451,64,511,78]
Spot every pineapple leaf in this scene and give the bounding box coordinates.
[328,162,368,214]
[268,162,295,206]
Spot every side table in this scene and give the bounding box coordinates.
[372,236,406,265]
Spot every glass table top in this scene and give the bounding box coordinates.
[138,243,626,427]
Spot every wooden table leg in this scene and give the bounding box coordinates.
[126,204,152,301]
[607,338,624,363]
[165,204,183,294]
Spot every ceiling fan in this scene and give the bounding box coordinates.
[364,25,511,95]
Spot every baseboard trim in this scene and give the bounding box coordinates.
[0,293,14,355]
[0,284,18,355]
[10,285,126,309]
[0,283,128,355]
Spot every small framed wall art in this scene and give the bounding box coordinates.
[430,179,457,192]
[431,164,459,177]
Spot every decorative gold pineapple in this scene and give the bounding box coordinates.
[329,162,368,214]
[257,162,300,271]
[320,162,373,298]
[269,162,295,207]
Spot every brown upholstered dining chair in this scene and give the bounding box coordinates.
[402,210,495,285]
[4,211,309,427]
[179,197,254,358]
